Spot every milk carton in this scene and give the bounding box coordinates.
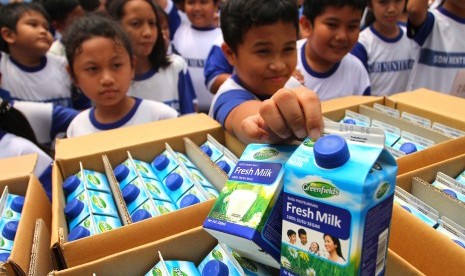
[147,252,201,276]
[436,217,465,249]
[204,144,297,268]
[282,122,397,276]
[0,187,24,221]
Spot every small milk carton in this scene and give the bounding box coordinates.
[281,122,397,276]
[204,144,297,268]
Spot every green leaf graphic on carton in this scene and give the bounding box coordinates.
[98,221,113,232]
[84,219,91,228]
[192,173,203,182]
[0,238,4,247]
[172,267,188,276]
[92,195,107,208]
[212,249,223,261]
[253,149,279,160]
[376,182,390,199]
[152,268,162,276]
[87,174,101,185]
[233,253,258,272]
[78,193,85,201]
[303,139,315,147]
[136,163,149,173]
[5,210,13,218]
[146,182,161,194]
[303,182,339,198]
[158,205,171,214]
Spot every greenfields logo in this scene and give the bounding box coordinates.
[5,210,13,218]
[158,205,170,214]
[87,174,101,185]
[172,267,188,276]
[84,219,91,228]
[212,249,223,261]
[302,182,339,198]
[153,268,162,276]
[98,221,113,232]
[303,139,315,147]
[376,182,390,199]
[92,195,107,209]
[253,149,279,160]
[136,163,149,173]
[146,182,161,194]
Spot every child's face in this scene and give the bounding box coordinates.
[120,0,158,59]
[223,21,297,97]
[370,0,405,28]
[299,234,308,245]
[185,0,218,28]
[289,234,297,244]
[303,6,361,69]
[8,11,53,57]
[310,242,318,252]
[71,37,135,107]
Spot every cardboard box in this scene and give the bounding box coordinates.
[51,114,245,270]
[389,154,465,275]
[0,154,53,276]
[321,95,465,175]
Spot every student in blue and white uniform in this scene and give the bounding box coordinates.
[351,0,416,96]
[107,0,196,115]
[204,36,233,94]
[0,3,84,108]
[407,0,465,94]
[64,14,177,138]
[172,0,222,112]
[297,0,370,101]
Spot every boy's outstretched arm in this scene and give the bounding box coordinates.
[407,0,429,28]
[238,87,323,144]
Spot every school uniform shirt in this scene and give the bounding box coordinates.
[48,40,66,58]
[407,7,465,94]
[0,52,73,107]
[128,54,196,115]
[172,23,222,112]
[0,131,53,200]
[165,0,181,40]
[351,25,417,96]
[209,75,301,127]
[66,97,178,138]
[204,36,234,91]
[296,39,371,101]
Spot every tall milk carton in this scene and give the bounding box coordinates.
[204,144,297,268]
[281,122,397,276]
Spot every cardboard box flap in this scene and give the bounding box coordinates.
[55,114,222,160]
[411,177,465,227]
[50,227,217,276]
[28,219,53,276]
[0,154,37,183]
[321,95,383,114]
[385,249,424,276]
[390,204,465,275]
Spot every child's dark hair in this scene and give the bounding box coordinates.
[220,0,299,53]
[63,13,133,78]
[0,2,50,53]
[38,0,80,24]
[0,98,41,148]
[298,228,307,236]
[287,229,296,237]
[302,0,367,24]
[79,0,101,12]
[107,0,170,71]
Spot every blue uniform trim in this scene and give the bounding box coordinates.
[407,12,435,44]
[191,25,217,31]
[51,105,79,140]
[418,49,465,68]
[39,165,52,201]
[370,25,403,43]
[213,89,256,127]
[89,97,142,130]
[0,130,6,140]
[168,4,181,40]
[438,6,465,24]
[351,42,369,71]
[204,45,233,86]
[9,56,47,72]
[363,86,371,96]
[134,68,157,81]
[177,70,196,114]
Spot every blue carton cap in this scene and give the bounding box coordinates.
[131,209,152,222]
[114,164,130,182]
[343,118,357,125]
[200,145,213,157]
[11,196,25,213]
[216,160,231,174]
[165,172,183,191]
[122,184,140,204]
[0,252,10,262]
[68,226,91,242]
[453,239,465,249]
[179,194,200,208]
[400,142,417,154]
[64,199,85,219]
[314,135,350,169]
[2,220,19,241]
[62,175,81,194]
[203,260,229,276]
[152,155,169,171]
[443,188,458,199]
[401,205,412,213]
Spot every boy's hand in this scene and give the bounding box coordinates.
[241,87,323,144]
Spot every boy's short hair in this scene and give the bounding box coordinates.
[0,2,50,53]
[63,14,133,77]
[302,0,366,23]
[38,0,80,23]
[298,228,307,236]
[220,0,299,53]
[79,0,101,12]
[287,229,296,237]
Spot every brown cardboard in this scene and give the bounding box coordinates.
[28,219,53,276]
[385,249,424,276]
[387,89,465,132]
[51,114,245,269]
[0,155,52,276]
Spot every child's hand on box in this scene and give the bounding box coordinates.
[241,87,323,144]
